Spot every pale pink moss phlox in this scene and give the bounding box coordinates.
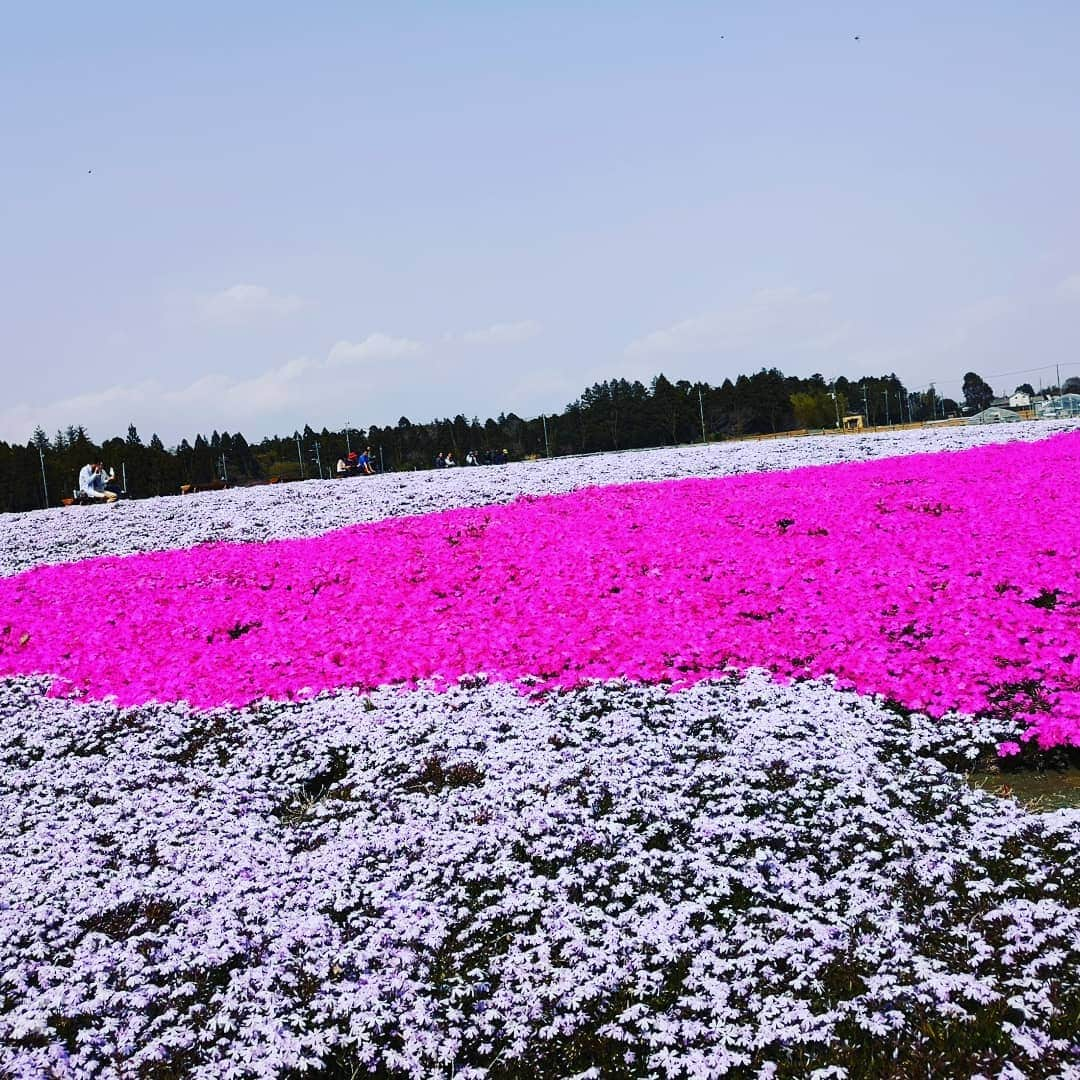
[2,434,1079,748]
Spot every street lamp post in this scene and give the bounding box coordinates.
[38,447,49,509]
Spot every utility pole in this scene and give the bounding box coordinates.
[1057,363,1064,417]
[121,461,128,495]
[862,386,870,427]
[698,388,707,443]
[883,390,890,426]
[542,413,550,457]
[311,441,324,480]
[345,422,352,456]
[38,447,48,509]
[219,454,228,485]
[379,445,385,473]
[832,389,841,429]
[295,434,305,479]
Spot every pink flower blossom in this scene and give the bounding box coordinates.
[1,433,1079,749]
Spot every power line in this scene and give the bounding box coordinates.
[905,361,1080,397]
[972,361,1078,384]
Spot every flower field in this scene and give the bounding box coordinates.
[2,425,1079,1078]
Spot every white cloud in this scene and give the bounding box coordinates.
[625,288,839,357]
[327,333,424,365]
[936,295,1016,350]
[507,367,578,412]
[459,320,542,346]
[958,296,1016,323]
[0,330,428,444]
[0,363,313,446]
[1055,274,1080,300]
[199,284,307,324]
[0,381,161,446]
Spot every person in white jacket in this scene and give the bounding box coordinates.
[78,461,118,503]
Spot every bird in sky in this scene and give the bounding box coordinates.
[854,34,861,41]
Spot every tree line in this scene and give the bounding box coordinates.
[0,366,1043,513]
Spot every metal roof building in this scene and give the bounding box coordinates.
[966,406,1023,424]
[1035,394,1080,419]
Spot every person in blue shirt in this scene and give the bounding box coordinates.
[78,461,118,503]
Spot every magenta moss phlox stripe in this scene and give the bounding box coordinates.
[1,435,1079,748]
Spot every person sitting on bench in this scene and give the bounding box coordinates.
[78,461,118,503]
[357,447,376,475]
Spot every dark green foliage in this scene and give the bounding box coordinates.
[963,371,996,414]
[6,365,919,512]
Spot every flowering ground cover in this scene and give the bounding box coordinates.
[3,424,1080,1078]
[3,431,1080,751]
[2,421,1073,580]
[1,674,1077,1078]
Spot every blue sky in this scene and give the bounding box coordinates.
[2,1,1079,444]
